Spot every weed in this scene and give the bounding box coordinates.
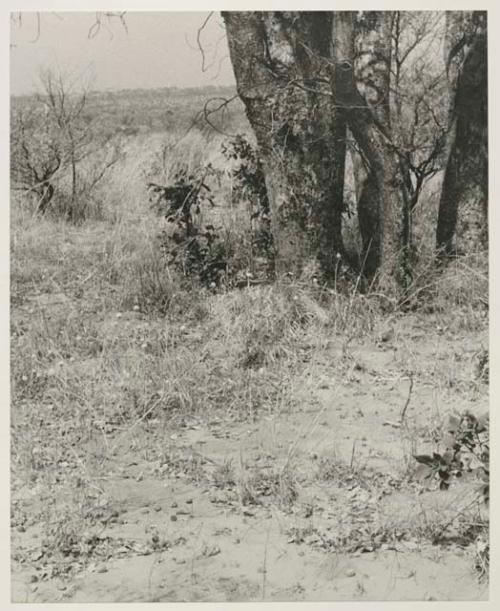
[237,464,298,510]
[212,459,236,490]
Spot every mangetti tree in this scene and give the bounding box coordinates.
[222,10,488,288]
[222,12,346,280]
[223,11,412,287]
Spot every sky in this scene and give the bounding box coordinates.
[10,12,236,95]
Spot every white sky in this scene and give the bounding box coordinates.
[10,12,236,95]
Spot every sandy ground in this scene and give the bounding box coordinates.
[11,302,489,602]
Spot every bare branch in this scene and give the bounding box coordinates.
[203,94,240,137]
[197,12,215,72]
[88,11,127,40]
[28,12,41,43]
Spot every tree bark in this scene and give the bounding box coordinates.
[223,11,345,279]
[334,11,410,286]
[436,11,488,255]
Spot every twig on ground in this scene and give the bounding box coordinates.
[400,373,414,427]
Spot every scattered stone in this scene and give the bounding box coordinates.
[345,569,356,577]
[170,515,178,522]
[96,564,108,573]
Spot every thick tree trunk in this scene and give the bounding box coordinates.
[223,11,345,279]
[334,11,410,286]
[436,12,488,255]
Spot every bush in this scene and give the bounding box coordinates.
[149,137,277,290]
[149,165,232,287]
[414,411,489,502]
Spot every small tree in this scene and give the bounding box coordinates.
[10,104,62,214]
[391,12,448,213]
[11,68,122,221]
[334,11,411,287]
[37,69,90,220]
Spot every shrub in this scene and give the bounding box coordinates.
[221,134,274,264]
[414,411,489,502]
[149,140,277,289]
[149,165,232,287]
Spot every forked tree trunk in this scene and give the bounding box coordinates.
[223,11,345,279]
[36,181,55,215]
[436,11,488,255]
[334,11,410,286]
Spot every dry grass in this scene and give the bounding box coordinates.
[10,127,489,592]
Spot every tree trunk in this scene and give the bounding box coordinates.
[68,130,77,222]
[436,11,488,255]
[36,181,55,215]
[334,11,410,286]
[223,11,345,279]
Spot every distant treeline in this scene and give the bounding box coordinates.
[11,85,248,138]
